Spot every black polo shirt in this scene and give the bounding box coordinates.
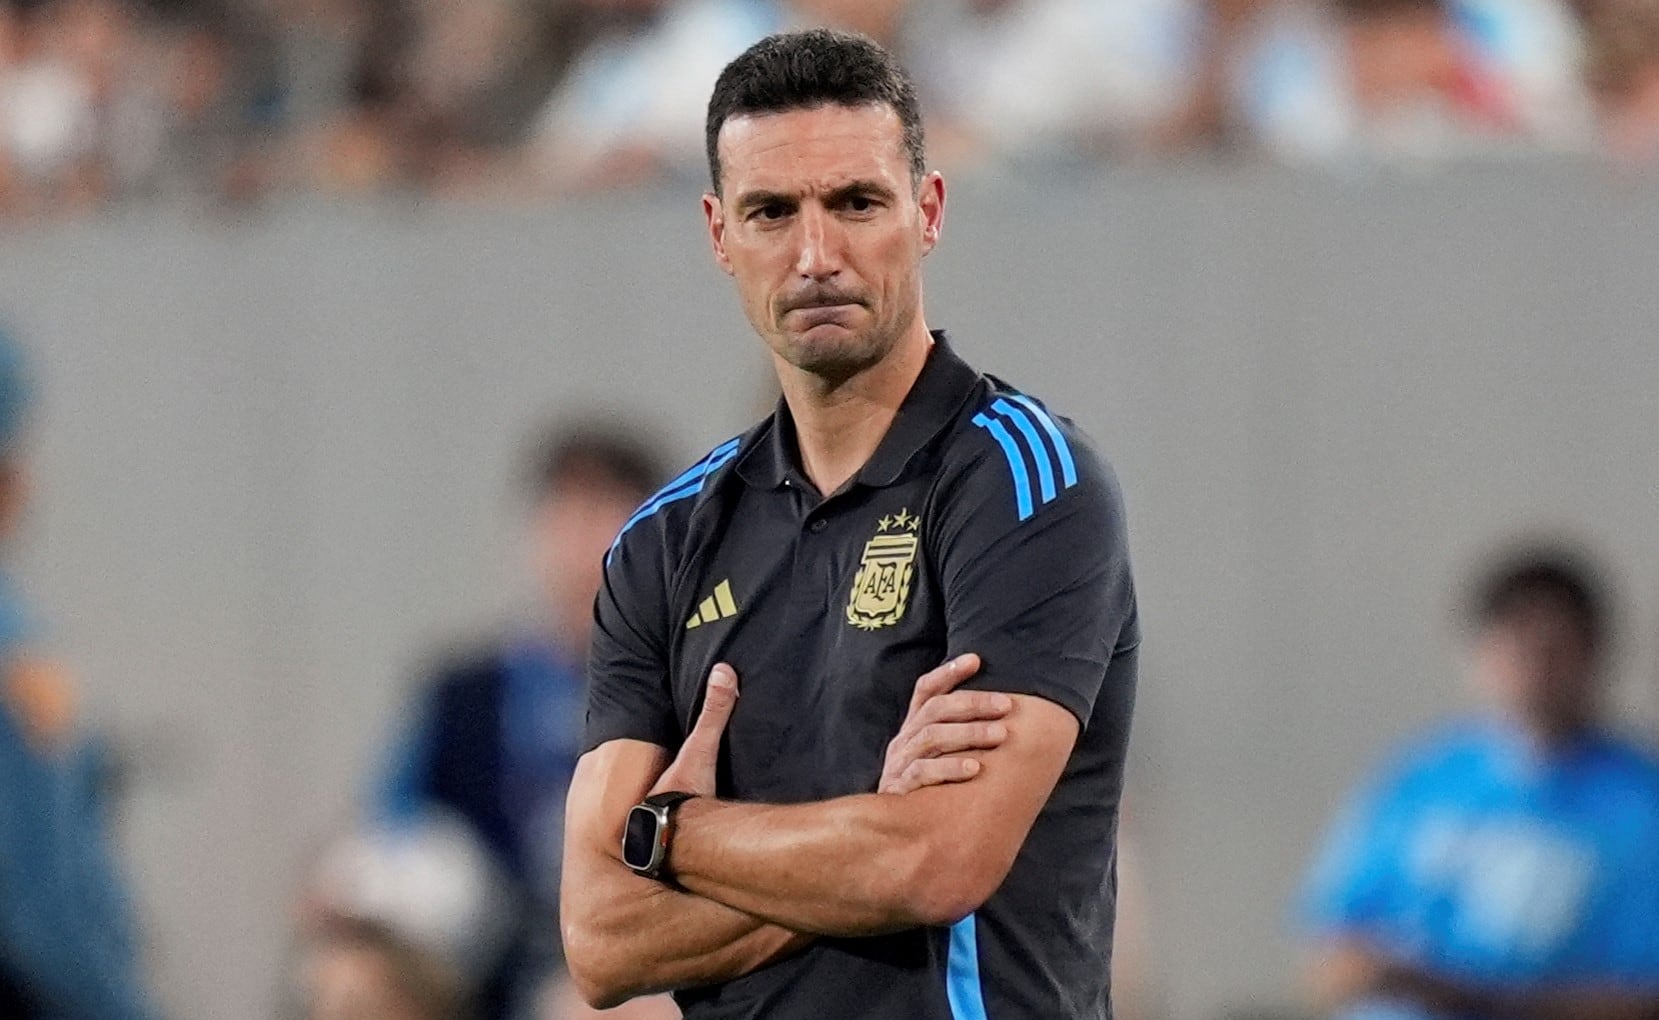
[585,333,1140,1020]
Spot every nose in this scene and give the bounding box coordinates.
[794,204,843,281]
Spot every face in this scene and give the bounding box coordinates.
[704,103,944,385]
[1470,595,1600,739]
[532,477,641,646]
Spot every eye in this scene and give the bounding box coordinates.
[751,203,789,222]
[846,195,877,213]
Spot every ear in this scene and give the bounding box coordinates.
[704,193,734,276]
[917,171,945,256]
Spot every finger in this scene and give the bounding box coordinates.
[881,756,982,795]
[912,689,1014,728]
[906,653,983,715]
[907,720,1009,760]
[682,663,740,758]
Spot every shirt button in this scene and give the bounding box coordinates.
[809,519,828,533]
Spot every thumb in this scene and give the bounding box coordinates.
[684,663,740,756]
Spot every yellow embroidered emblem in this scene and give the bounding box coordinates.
[846,507,920,631]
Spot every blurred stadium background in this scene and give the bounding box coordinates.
[3,0,1659,1018]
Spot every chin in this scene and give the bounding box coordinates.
[781,327,893,382]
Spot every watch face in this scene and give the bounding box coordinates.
[622,805,660,872]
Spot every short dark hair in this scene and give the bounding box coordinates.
[524,421,666,506]
[1469,545,1609,652]
[704,28,926,195]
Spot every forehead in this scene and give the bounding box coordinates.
[718,103,909,195]
[1484,594,1592,640]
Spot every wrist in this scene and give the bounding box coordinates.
[622,791,698,883]
[663,797,717,876]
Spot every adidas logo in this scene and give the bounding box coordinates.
[686,580,739,629]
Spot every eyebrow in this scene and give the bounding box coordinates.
[733,189,795,216]
[825,180,899,206]
[733,180,899,216]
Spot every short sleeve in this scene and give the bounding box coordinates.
[581,525,679,754]
[933,404,1137,728]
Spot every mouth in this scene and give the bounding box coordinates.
[785,303,862,329]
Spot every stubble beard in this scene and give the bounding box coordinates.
[768,293,919,390]
[776,325,892,388]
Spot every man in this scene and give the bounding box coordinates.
[375,422,671,1019]
[0,321,154,1018]
[1301,546,1659,1020]
[561,29,1139,1019]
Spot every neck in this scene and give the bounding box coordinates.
[779,324,932,496]
[1503,709,1594,758]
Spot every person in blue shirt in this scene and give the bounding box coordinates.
[1300,544,1659,1020]
[0,321,155,1019]
[374,421,672,1020]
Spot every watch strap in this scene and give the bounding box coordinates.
[643,790,697,811]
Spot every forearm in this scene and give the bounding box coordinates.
[670,697,1076,938]
[670,793,972,937]
[564,851,810,1007]
[561,738,812,1008]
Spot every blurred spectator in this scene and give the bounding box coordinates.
[522,0,780,193]
[10,0,1659,209]
[318,0,533,192]
[297,813,511,1020]
[370,420,670,1019]
[0,321,156,1018]
[1582,0,1659,162]
[0,0,102,214]
[521,0,925,193]
[1234,0,1591,163]
[0,0,276,214]
[915,0,1202,169]
[300,916,468,1020]
[1299,544,1659,1020]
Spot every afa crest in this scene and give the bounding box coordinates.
[846,508,920,631]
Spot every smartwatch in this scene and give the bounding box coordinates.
[622,791,697,882]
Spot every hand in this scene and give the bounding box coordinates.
[648,663,738,799]
[879,653,1012,795]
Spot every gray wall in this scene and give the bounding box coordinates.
[2,167,1658,1020]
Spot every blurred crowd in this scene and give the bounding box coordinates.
[5,0,1659,217]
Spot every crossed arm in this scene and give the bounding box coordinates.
[559,739,809,1007]
[667,693,1076,935]
[560,656,1076,1007]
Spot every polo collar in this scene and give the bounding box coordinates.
[736,330,982,493]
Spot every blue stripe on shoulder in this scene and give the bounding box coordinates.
[1002,392,1077,487]
[989,398,1056,503]
[608,437,742,562]
[973,391,1078,521]
[971,412,1034,521]
[946,914,989,1020]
